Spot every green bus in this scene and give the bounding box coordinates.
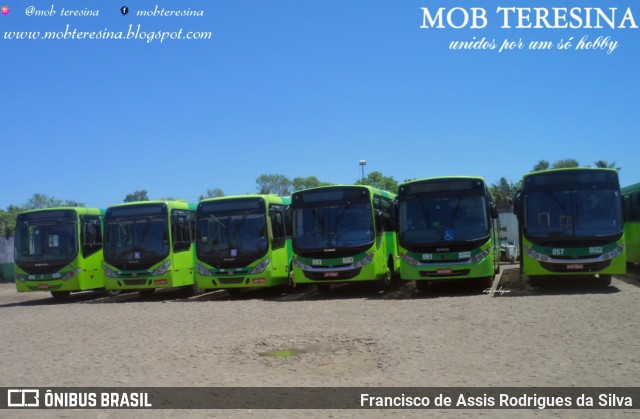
[622,182,640,265]
[194,195,292,296]
[103,200,201,297]
[290,185,398,292]
[513,168,625,286]
[14,207,113,300]
[396,177,500,291]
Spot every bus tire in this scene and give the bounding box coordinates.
[138,289,155,299]
[187,282,206,297]
[51,291,71,300]
[316,284,331,293]
[388,257,399,288]
[378,267,393,292]
[415,280,428,292]
[528,276,544,287]
[105,289,121,298]
[285,266,296,293]
[226,288,242,298]
[595,274,612,287]
[479,276,493,290]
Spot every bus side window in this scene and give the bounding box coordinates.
[270,205,286,249]
[81,215,102,258]
[172,210,193,252]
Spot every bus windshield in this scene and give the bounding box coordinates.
[197,209,268,262]
[15,212,78,268]
[524,189,622,239]
[104,205,169,265]
[293,201,374,250]
[399,194,489,245]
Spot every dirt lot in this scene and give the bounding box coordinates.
[2,265,640,418]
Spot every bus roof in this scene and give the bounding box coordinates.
[399,176,485,187]
[17,207,105,216]
[622,182,640,195]
[198,194,291,206]
[292,184,396,200]
[106,200,196,211]
[524,167,619,179]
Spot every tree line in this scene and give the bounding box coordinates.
[0,159,619,237]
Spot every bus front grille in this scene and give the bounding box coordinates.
[419,269,470,278]
[218,277,244,284]
[303,268,362,281]
[123,279,148,286]
[540,260,611,273]
[27,284,62,291]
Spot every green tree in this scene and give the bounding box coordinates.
[532,160,550,172]
[489,177,521,207]
[594,160,621,171]
[124,190,149,203]
[355,171,398,192]
[199,188,225,201]
[551,159,580,169]
[256,174,292,195]
[0,205,22,238]
[23,193,84,210]
[291,176,331,192]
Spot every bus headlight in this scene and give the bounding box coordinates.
[469,249,490,263]
[61,268,81,281]
[15,273,26,282]
[104,266,118,278]
[152,261,171,276]
[525,246,540,260]
[354,252,375,268]
[293,258,309,270]
[250,258,271,274]
[400,253,418,266]
[197,263,212,277]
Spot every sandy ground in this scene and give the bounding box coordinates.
[1,265,640,418]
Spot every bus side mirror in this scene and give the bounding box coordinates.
[490,203,498,220]
[391,200,399,230]
[375,209,384,231]
[513,191,522,217]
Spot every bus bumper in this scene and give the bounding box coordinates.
[195,267,288,290]
[291,260,383,285]
[400,255,495,282]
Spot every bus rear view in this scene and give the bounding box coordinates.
[514,168,625,286]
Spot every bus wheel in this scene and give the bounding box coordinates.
[595,274,612,287]
[105,289,122,298]
[528,276,544,287]
[378,268,392,292]
[284,267,296,293]
[188,282,206,296]
[138,289,155,299]
[51,291,71,300]
[415,281,428,292]
[316,284,331,293]
[226,288,242,298]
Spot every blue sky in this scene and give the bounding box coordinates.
[1,0,639,209]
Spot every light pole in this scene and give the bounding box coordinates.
[359,160,366,182]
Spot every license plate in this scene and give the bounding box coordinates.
[37,284,50,289]
[436,269,453,275]
[324,272,339,278]
[567,264,584,270]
